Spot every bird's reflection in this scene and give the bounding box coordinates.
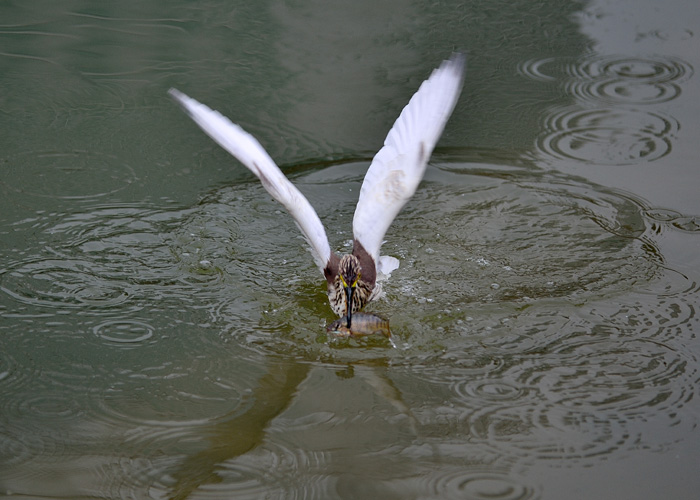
[167,356,415,499]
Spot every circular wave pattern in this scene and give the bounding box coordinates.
[409,354,508,386]
[200,445,332,499]
[453,379,529,404]
[0,433,33,468]
[519,55,692,105]
[93,319,155,347]
[19,392,83,421]
[517,57,563,82]
[95,373,245,429]
[0,348,37,396]
[644,208,700,233]
[444,328,698,463]
[89,456,173,500]
[544,338,694,415]
[91,337,263,434]
[538,107,678,165]
[569,55,692,105]
[397,168,659,312]
[428,469,538,500]
[572,55,693,83]
[2,154,697,494]
[223,164,666,363]
[1,258,131,310]
[371,167,698,465]
[568,78,679,105]
[0,204,236,316]
[0,426,68,472]
[522,55,689,166]
[0,150,136,200]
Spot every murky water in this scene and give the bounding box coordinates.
[1,0,700,498]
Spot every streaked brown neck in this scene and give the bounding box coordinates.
[323,239,376,288]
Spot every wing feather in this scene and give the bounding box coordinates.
[352,53,466,262]
[168,88,332,271]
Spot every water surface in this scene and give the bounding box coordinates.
[1,0,699,498]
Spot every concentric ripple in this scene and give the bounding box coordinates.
[0,432,34,469]
[91,336,266,434]
[581,289,699,345]
[2,148,698,495]
[568,55,693,104]
[189,444,332,499]
[0,203,237,315]
[453,379,530,404]
[517,57,565,82]
[567,78,679,105]
[0,150,136,200]
[19,392,83,421]
[571,55,692,85]
[428,469,538,500]
[1,258,131,310]
[95,370,246,430]
[0,347,35,396]
[93,319,155,347]
[447,331,698,463]
[519,55,692,105]
[537,107,678,165]
[391,166,659,319]
[88,455,174,500]
[644,208,700,233]
[522,55,689,167]
[201,163,669,363]
[543,338,695,415]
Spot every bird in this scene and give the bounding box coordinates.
[169,53,465,328]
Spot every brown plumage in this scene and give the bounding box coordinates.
[323,240,376,318]
[169,54,465,327]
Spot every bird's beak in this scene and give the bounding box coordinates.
[345,284,354,328]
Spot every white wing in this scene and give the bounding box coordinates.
[353,53,466,263]
[169,88,332,271]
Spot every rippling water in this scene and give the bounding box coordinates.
[1,0,700,498]
[2,157,698,497]
[519,54,691,165]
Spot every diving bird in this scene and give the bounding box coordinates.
[169,53,465,327]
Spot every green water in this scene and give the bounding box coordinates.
[1,0,700,498]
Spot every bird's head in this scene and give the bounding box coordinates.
[338,254,361,327]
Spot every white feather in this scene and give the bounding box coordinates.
[353,53,466,263]
[168,88,332,271]
[169,54,465,278]
[377,255,399,277]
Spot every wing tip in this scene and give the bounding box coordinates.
[167,87,198,119]
[442,52,467,88]
[448,51,467,69]
[168,87,186,104]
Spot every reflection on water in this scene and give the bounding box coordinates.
[1,0,699,497]
[2,158,698,497]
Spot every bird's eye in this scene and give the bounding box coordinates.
[339,274,348,287]
[352,272,360,287]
